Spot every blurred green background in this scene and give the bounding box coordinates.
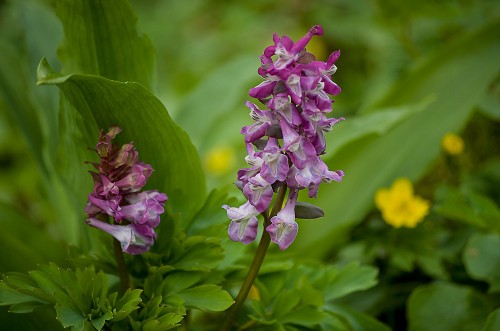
[1,0,500,264]
[0,0,500,329]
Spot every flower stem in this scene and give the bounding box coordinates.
[221,185,288,331]
[113,238,131,293]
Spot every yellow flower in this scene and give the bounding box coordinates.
[375,178,430,228]
[247,285,260,301]
[203,145,235,176]
[441,133,464,155]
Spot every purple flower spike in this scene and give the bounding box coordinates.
[85,127,167,254]
[224,25,344,249]
[266,189,299,250]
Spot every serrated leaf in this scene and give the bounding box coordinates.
[56,0,155,89]
[55,302,85,329]
[113,289,142,322]
[91,311,113,330]
[37,59,206,216]
[177,285,233,311]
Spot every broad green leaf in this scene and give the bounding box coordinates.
[174,55,258,150]
[295,19,500,256]
[0,42,44,169]
[408,282,490,331]
[37,59,206,216]
[56,0,155,90]
[325,99,431,159]
[463,233,500,292]
[483,309,500,331]
[177,285,233,311]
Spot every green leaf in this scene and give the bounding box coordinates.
[325,99,430,159]
[281,306,329,327]
[168,236,224,271]
[91,311,113,330]
[408,282,490,331]
[37,59,206,216]
[174,55,258,149]
[177,285,233,311]
[271,290,301,318]
[112,289,143,321]
[296,18,500,257]
[434,185,500,230]
[326,303,391,331]
[162,272,202,296]
[321,263,379,301]
[483,309,500,331]
[55,301,85,329]
[56,0,155,90]
[463,233,500,292]
[0,282,46,307]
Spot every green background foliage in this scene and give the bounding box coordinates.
[0,0,499,330]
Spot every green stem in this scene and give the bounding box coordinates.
[221,185,288,331]
[113,238,131,293]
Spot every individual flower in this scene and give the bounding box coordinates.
[85,127,167,254]
[223,25,344,249]
[375,178,430,228]
[441,132,464,155]
[223,201,260,244]
[266,189,299,250]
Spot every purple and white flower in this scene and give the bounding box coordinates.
[85,127,167,255]
[224,25,344,250]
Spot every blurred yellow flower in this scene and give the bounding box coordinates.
[204,145,235,176]
[441,133,464,155]
[247,284,260,301]
[375,178,430,228]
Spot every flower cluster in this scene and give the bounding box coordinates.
[85,127,168,254]
[224,25,344,250]
[375,178,430,228]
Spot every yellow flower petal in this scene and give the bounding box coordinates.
[374,178,430,228]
